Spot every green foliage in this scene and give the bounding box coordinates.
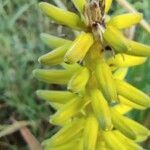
[0,0,54,148]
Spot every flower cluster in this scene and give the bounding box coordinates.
[33,0,150,149]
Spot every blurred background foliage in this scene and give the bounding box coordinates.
[0,0,150,149]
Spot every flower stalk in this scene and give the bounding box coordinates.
[33,0,150,149]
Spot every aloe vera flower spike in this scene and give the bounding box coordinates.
[33,0,150,149]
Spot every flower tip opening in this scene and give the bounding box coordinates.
[39,2,47,9]
[38,57,42,64]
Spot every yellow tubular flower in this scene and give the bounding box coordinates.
[48,102,63,110]
[83,114,99,150]
[43,118,85,148]
[107,13,143,29]
[39,2,85,30]
[96,139,111,150]
[50,97,86,125]
[40,33,72,49]
[113,131,143,150]
[110,109,136,140]
[124,117,150,142]
[32,68,75,84]
[68,67,90,93]
[64,32,94,64]
[38,44,72,66]
[115,79,150,107]
[34,0,150,149]
[111,109,150,141]
[44,140,79,150]
[103,25,128,53]
[112,103,132,115]
[103,131,126,150]
[127,40,150,57]
[113,68,128,80]
[118,95,146,110]
[72,0,86,15]
[95,60,118,104]
[36,90,76,104]
[105,0,113,13]
[61,62,82,71]
[90,88,113,130]
[107,54,147,68]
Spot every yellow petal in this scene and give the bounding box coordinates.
[105,0,113,13]
[36,90,76,104]
[49,102,63,110]
[72,0,86,15]
[127,40,150,57]
[115,79,150,107]
[84,42,102,70]
[68,67,90,93]
[50,97,85,125]
[32,69,75,84]
[110,109,136,140]
[103,131,126,150]
[113,130,144,150]
[38,44,71,66]
[96,139,111,150]
[40,33,72,49]
[108,13,143,29]
[103,25,128,53]
[44,140,79,150]
[43,118,84,147]
[61,63,82,71]
[64,32,94,64]
[107,54,147,67]
[95,60,118,104]
[113,103,132,115]
[111,109,150,141]
[90,89,113,130]
[83,114,99,150]
[113,68,128,80]
[123,117,150,142]
[39,2,84,30]
[119,95,146,110]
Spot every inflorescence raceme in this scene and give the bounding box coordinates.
[33,0,150,149]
